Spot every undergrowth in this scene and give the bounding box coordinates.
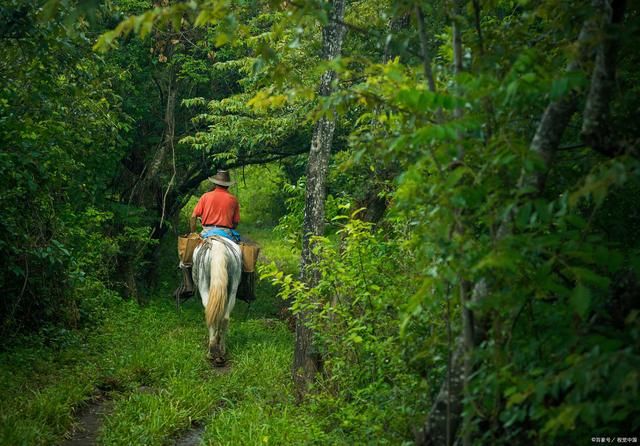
[0,166,423,445]
[0,222,345,446]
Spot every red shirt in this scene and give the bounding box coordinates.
[192,188,240,228]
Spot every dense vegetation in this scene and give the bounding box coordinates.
[1,0,639,444]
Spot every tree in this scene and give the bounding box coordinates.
[293,0,347,398]
[412,1,636,443]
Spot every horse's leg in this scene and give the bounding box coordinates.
[195,243,225,364]
[219,317,229,356]
[201,287,221,361]
[208,323,226,365]
[207,325,218,360]
[218,258,239,360]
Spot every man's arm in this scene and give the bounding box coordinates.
[191,197,203,233]
[232,200,240,229]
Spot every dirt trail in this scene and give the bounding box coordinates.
[61,398,112,446]
[173,423,205,446]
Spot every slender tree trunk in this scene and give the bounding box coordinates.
[294,0,346,399]
[150,72,177,236]
[449,3,474,445]
[451,2,463,76]
[581,0,626,157]
[415,4,436,93]
[447,0,474,446]
[471,0,484,55]
[152,73,177,186]
[411,5,468,443]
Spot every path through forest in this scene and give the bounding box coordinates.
[61,396,112,446]
[0,227,343,445]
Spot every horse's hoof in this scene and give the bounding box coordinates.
[212,357,226,367]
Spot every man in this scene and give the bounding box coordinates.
[175,170,241,303]
[182,169,259,304]
[190,170,241,242]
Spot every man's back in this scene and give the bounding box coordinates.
[192,188,240,229]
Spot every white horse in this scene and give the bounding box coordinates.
[192,236,242,366]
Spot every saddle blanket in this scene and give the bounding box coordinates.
[201,227,241,243]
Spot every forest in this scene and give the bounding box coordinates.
[1,0,639,444]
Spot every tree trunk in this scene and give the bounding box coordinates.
[152,74,177,189]
[451,0,463,78]
[130,56,177,210]
[449,3,474,445]
[415,4,436,93]
[293,0,346,399]
[580,0,626,157]
[123,56,178,290]
[415,348,465,446]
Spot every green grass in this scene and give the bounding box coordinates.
[0,167,387,445]
[0,213,346,446]
[0,297,334,445]
[96,305,332,446]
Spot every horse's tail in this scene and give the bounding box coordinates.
[205,241,228,328]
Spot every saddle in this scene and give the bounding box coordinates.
[201,227,241,243]
[174,232,260,306]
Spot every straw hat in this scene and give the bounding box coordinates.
[209,170,233,187]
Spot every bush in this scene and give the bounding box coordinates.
[263,213,429,442]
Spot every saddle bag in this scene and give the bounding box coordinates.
[238,241,261,303]
[239,241,260,272]
[177,233,202,266]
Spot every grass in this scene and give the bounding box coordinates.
[0,165,417,446]
[0,219,334,446]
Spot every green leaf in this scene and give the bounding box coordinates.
[550,77,569,100]
[215,32,230,47]
[515,202,532,228]
[570,284,591,319]
[569,267,610,289]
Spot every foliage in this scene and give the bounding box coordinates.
[0,0,155,336]
[263,213,429,442]
[274,173,350,246]
[2,0,640,444]
[231,164,289,228]
[252,0,640,442]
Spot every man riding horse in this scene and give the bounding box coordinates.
[176,170,241,299]
[191,170,243,365]
[175,170,258,364]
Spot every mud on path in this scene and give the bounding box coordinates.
[61,396,112,446]
[172,423,205,446]
[60,397,208,446]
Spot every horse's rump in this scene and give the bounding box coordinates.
[193,237,242,325]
